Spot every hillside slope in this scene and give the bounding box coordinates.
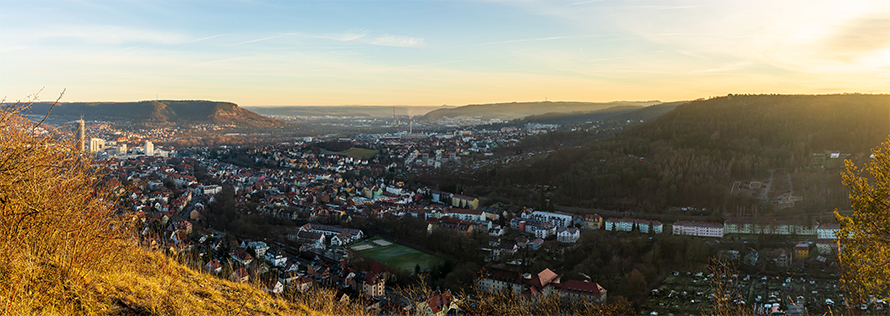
[27,100,282,127]
[422,101,660,121]
[520,105,641,125]
[490,94,890,211]
[4,246,358,315]
[0,103,360,316]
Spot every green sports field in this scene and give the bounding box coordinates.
[349,237,442,272]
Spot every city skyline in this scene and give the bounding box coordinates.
[1,0,888,106]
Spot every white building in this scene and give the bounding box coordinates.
[817,223,840,239]
[672,221,725,238]
[264,249,287,267]
[199,185,222,196]
[247,241,269,257]
[89,138,106,153]
[145,141,154,156]
[527,222,557,239]
[557,227,581,243]
[605,218,634,232]
[442,208,485,222]
[530,211,574,227]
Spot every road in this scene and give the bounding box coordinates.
[553,204,717,222]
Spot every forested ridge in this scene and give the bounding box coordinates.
[27,100,282,127]
[486,94,890,213]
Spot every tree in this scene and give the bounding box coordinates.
[625,269,647,299]
[836,138,890,303]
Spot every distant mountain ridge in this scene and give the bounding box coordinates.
[491,94,890,211]
[422,101,662,121]
[245,105,451,118]
[27,100,282,127]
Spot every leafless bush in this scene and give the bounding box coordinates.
[0,91,134,314]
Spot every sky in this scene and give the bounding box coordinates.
[1,0,888,106]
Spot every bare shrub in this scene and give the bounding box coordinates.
[0,92,133,314]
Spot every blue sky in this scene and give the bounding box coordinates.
[1,0,888,105]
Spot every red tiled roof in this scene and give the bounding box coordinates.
[558,279,606,296]
[426,292,453,313]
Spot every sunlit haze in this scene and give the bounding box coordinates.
[1,0,888,106]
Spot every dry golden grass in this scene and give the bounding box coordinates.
[0,94,372,316]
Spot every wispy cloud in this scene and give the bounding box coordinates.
[478,36,573,46]
[370,35,424,47]
[185,34,228,44]
[693,62,751,73]
[820,14,890,61]
[232,35,290,45]
[619,4,708,11]
[376,60,465,71]
[569,0,607,6]
[315,30,369,42]
[5,25,189,45]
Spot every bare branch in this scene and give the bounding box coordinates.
[32,88,65,131]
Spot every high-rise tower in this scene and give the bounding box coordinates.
[76,116,85,151]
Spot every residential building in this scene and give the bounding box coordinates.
[248,241,269,257]
[265,249,287,267]
[230,267,249,283]
[554,280,608,303]
[263,278,284,294]
[362,272,385,298]
[292,275,314,292]
[205,259,222,274]
[477,267,526,295]
[530,211,574,228]
[417,291,459,316]
[89,138,106,153]
[451,194,479,210]
[605,218,634,232]
[817,223,840,239]
[672,221,724,238]
[815,239,838,255]
[299,223,363,246]
[557,227,580,243]
[794,242,809,259]
[231,248,254,265]
[584,214,603,230]
[441,208,485,222]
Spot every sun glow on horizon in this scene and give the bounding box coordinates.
[1,0,887,106]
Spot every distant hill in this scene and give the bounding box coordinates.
[517,101,683,125]
[489,94,890,212]
[520,106,642,125]
[27,100,282,127]
[602,101,685,125]
[422,101,661,121]
[245,105,451,118]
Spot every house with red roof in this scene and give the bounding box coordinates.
[262,278,284,294]
[362,272,386,298]
[553,279,607,303]
[417,291,459,316]
[230,267,249,283]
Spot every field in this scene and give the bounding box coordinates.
[349,237,442,272]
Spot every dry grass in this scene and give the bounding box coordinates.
[0,94,372,316]
[461,287,633,316]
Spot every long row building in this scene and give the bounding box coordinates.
[667,219,840,240]
[595,216,841,241]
